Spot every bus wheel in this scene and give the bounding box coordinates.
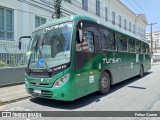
[139,65,144,78]
[99,71,110,94]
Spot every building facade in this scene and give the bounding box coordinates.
[146,31,160,53]
[62,0,147,41]
[0,0,54,56]
[0,0,147,48]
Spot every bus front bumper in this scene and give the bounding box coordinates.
[25,83,75,101]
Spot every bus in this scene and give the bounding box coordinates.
[19,15,151,101]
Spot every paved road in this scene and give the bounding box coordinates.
[1,65,160,120]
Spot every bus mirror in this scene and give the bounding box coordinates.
[19,41,22,50]
[18,36,31,50]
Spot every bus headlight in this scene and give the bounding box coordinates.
[53,74,70,88]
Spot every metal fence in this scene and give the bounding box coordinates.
[0,41,28,67]
[153,55,160,63]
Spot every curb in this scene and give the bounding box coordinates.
[0,82,24,88]
[0,96,32,106]
[152,62,160,66]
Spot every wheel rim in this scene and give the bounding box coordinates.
[101,76,108,89]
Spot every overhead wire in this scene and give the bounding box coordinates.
[133,0,160,30]
[30,0,75,15]
[17,0,75,17]
[16,0,144,36]
[124,0,141,13]
[10,5,52,18]
[68,0,142,35]
[125,0,160,31]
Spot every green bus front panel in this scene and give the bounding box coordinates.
[25,69,76,101]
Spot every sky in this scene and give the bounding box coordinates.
[120,0,160,33]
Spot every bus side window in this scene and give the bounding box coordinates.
[141,42,146,53]
[136,40,141,53]
[128,38,135,53]
[145,44,149,54]
[76,30,94,52]
[101,29,116,51]
[117,33,127,52]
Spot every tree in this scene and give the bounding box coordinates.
[54,0,62,19]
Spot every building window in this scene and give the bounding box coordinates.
[96,0,100,16]
[143,30,146,38]
[124,19,127,30]
[105,7,108,21]
[35,16,46,28]
[82,0,88,11]
[112,11,115,25]
[133,24,135,34]
[141,28,143,37]
[129,22,131,32]
[119,15,121,27]
[138,26,140,35]
[0,7,14,40]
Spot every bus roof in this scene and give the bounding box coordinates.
[34,15,148,44]
[33,15,97,32]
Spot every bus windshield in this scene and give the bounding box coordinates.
[28,22,73,70]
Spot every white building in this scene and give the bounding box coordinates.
[62,0,147,40]
[0,0,147,47]
[146,31,160,53]
[0,0,54,55]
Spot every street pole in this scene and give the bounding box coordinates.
[151,24,153,54]
[155,38,157,53]
[148,23,157,54]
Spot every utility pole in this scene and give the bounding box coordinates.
[155,37,157,53]
[148,23,157,54]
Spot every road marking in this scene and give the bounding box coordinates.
[5,106,32,111]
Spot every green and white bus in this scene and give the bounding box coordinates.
[20,15,151,101]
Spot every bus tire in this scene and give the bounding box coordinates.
[99,71,110,94]
[139,65,144,78]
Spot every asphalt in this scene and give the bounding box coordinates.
[0,62,160,106]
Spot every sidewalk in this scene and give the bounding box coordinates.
[0,84,31,106]
[152,62,160,66]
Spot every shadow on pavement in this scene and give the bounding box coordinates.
[30,72,152,110]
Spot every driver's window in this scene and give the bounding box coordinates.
[76,31,94,52]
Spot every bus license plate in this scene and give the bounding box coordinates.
[34,89,41,94]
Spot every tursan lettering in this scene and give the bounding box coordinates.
[103,58,121,64]
[45,23,68,31]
